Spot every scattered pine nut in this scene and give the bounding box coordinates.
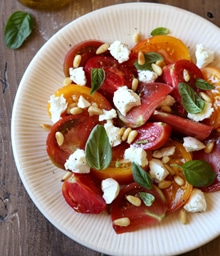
[67,103,78,114]
[61,171,72,182]
[126,195,142,207]
[174,175,185,186]
[55,131,64,146]
[127,130,138,144]
[131,78,139,91]
[73,54,82,68]
[122,127,132,141]
[155,59,165,68]
[69,107,83,115]
[158,180,172,189]
[63,77,72,86]
[96,43,110,54]
[162,156,170,164]
[160,105,172,113]
[88,104,103,116]
[151,63,162,76]
[199,92,212,103]
[204,141,215,153]
[118,127,126,137]
[133,32,141,43]
[138,51,145,65]
[164,164,175,175]
[113,217,130,227]
[179,208,187,224]
[40,123,52,131]
[183,69,190,82]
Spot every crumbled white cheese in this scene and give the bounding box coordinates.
[108,40,130,63]
[77,95,91,108]
[124,145,148,167]
[184,188,207,213]
[104,120,121,147]
[69,67,87,86]
[187,102,214,122]
[152,146,176,158]
[113,86,141,116]
[101,178,120,204]
[195,44,214,68]
[99,109,117,121]
[183,136,206,152]
[48,94,67,123]
[158,95,176,107]
[64,149,90,173]
[138,70,158,83]
[149,158,169,182]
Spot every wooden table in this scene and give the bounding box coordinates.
[1,0,220,255]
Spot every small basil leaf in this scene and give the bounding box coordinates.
[132,163,152,189]
[182,160,216,187]
[90,68,105,95]
[150,27,169,36]
[139,192,155,206]
[134,52,163,70]
[135,139,148,145]
[85,124,112,170]
[178,82,205,114]
[195,78,215,90]
[4,11,34,49]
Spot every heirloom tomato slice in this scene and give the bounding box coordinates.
[90,142,133,184]
[111,183,167,234]
[62,173,106,214]
[63,40,106,77]
[161,139,193,214]
[132,122,172,150]
[131,35,190,64]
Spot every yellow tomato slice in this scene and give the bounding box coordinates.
[131,35,191,64]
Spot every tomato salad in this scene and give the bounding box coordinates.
[45,29,220,234]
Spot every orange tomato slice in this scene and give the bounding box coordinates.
[131,35,191,64]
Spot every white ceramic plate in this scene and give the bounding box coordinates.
[11,3,220,256]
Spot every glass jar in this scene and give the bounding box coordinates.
[18,0,71,10]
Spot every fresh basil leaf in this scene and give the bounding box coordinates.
[182,160,216,187]
[132,162,152,189]
[90,68,105,95]
[134,52,163,70]
[4,11,34,49]
[85,124,112,170]
[195,78,215,90]
[178,82,205,114]
[150,27,169,36]
[139,192,155,206]
[135,139,148,145]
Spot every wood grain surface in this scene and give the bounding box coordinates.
[1,0,220,255]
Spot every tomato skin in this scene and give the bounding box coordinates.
[119,82,173,128]
[111,183,167,234]
[131,35,190,64]
[46,114,99,168]
[63,40,106,77]
[62,173,106,214]
[152,110,213,140]
[132,122,172,150]
[84,55,135,102]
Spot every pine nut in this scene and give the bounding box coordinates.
[162,156,170,164]
[96,43,110,54]
[118,127,126,137]
[179,208,187,224]
[127,130,138,144]
[199,92,212,103]
[174,175,184,186]
[88,105,103,116]
[55,131,64,146]
[204,141,215,153]
[158,180,172,189]
[113,217,130,227]
[67,103,78,114]
[155,59,165,68]
[151,63,162,76]
[183,69,190,82]
[138,51,145,65]
[133,32,141,43]
[63,77,72,86]
[40,123,52,131]
[164,164,175,175]
[131,78,139,91]
[61,171,72,182]
[122,127,132,141]
[126,195,142,206]
[69,107,83,115]
[160,105,172,113]
[73,54,82,68]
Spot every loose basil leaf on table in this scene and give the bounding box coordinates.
[4,11,34,49]
[85,124,112,170]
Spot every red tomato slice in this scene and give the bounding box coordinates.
[46,114,99,168]
[162,60,204,106]
[90,142,133,184]
[132,122,172,150]
[111,183,167,234]
[131,35,191,64]
[63,40,106,77]
[152,110,213,140]
[62,173,106,214]
[193,133,220,192]
[118,82,173,128]
[84,55,135,101]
